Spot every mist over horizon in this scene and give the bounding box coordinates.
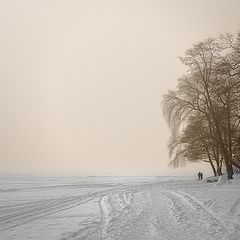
[0,0,240,176]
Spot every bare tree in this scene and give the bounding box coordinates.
[163,32,240,179]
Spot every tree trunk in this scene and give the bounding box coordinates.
[204,84,233,179]
[206,149,217,176]
[212,147,222,175]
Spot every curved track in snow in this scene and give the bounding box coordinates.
[0,187,124,231]
[1,180,240,240]
[61,184,240,240]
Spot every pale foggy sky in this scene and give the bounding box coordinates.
[0,0,240,176]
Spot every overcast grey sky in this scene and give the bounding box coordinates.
[0,0,240,176]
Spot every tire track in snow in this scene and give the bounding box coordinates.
[172,190,226,226]
[57,183,240,240]
[230,197,240,215]
[174,190,240,230]
[60,189,155,240]
[0,188,122,232]
[164,190,240,240]
[0,197,96,231]
[66,186,177,240]
[204,198,217,207]
[0,183,153,235]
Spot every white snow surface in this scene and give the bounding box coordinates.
[0,175,240,240]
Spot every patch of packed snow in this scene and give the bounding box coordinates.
[0,175,240,239]
[216,174,229,186]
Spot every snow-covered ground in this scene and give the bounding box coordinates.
[0,175,240,240]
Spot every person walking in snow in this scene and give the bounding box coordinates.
[198,172,201,180]
[200,172,203,180]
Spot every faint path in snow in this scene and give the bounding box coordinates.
[204,198,218,207]
[1,178,240,240]
[230,197,240,215]
[0,187,124,231]
[65,183,240,240]
[163,190,233,240]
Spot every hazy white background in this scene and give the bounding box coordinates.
[0,0,240,176]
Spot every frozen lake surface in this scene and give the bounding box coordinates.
[0,175,240,240]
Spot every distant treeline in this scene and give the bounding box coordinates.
[162,31,240,179]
